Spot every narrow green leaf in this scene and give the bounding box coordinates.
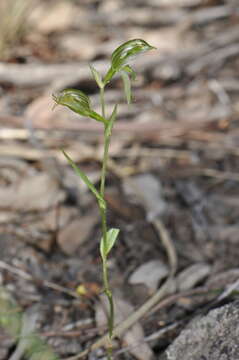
[100,228,120,259]
[62,149,106,210]
[105,104,118,138]
[106,228,120,255]
[121,71,131,104]
[103,67,116,86]
[52,89,107,125]
[89,64,104,89]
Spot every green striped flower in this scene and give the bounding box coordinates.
[53,89,107,125]
[104,39,155,85]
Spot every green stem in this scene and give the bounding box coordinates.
[99,85,114,360]
[100,87,106,119]
[103,67,116,86]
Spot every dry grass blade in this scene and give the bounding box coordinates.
[0,0,35,59]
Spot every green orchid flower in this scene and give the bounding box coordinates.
[53,89,107,125]
[103,39,156,85]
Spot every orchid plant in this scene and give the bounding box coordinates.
[53,39,155,359]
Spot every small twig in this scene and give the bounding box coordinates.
[188,43,239,75]
[42,329,98,339]
[208,79,231,107]
[152,218,177,275]
[216,279,239,303]
[189,168,239,182]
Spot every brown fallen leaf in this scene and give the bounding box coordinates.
[207,268,239,289]
[129,260,169,293]
[0,173,65,211]
[123,174,166,221]
[57,211,99,255]
[41,206,78,232]
[58,34,98,60]
[29,1,77,34]
[177,263,211,291]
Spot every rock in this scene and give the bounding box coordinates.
[166,301,239,360]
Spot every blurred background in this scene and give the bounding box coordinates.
[1,0,239,359]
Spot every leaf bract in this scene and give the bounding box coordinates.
[89,64,104,89]
[121,71,131,104]
[122,65,137,80]
[100,228,120,259]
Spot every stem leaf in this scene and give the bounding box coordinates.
[105,104,118,138]
[122,65,137,80]
[89,64,104,89]
[100,228,120,259]
[62,149,106,210]
[121,70,132,104]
